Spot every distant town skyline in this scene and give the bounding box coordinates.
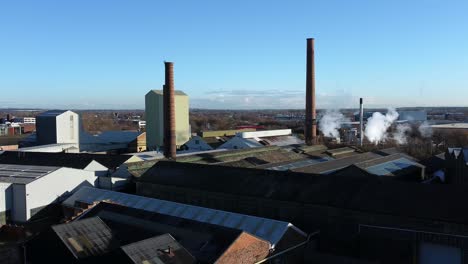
[1,0,467,109]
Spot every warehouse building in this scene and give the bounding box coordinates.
[0,164,95,223]
[0,151,133,190]
[54,186,309,263]
[134,160,468,263]
[145,90,190,150]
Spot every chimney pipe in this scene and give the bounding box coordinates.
[305,38,317,145]
[163,61,176,159]
[359,98,364,146]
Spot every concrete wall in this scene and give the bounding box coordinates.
[56,111,80,145]
[23,168,96,221]
[145,90,190,150]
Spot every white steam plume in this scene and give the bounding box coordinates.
[393,123,411,144]
[319,110,349,138]
[364,108,399,144]
[418,121,433,138]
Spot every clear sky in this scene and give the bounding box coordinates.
[0,0,467,109]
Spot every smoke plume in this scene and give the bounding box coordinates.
[319,110,348,138]
[364,108,399,144]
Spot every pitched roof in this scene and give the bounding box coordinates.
[0,151,131,169]
[52,217,118,259]
[136,160,468,225]
[63,187,306,248]
[121,234,196,264]
[78,202,247,263]
[293,152,383,174]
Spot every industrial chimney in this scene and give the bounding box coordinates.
[359,98,364,146]
[305,38,317,145]
[163,61,176,159]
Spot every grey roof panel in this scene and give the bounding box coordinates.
[0,164,59,184]
[63,187,306,248]
[52,217,118,259]
[121,234,196,264]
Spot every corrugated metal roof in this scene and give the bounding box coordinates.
[63,187,306,248]
[365,158,421,176]
[0,163,59,184]
[52,217,118,259]
[121,234,196,264]
[267,156,334,171]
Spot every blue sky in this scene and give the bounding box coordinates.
[0,0,467,109]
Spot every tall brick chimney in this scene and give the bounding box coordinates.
[163,61,176,159]
[305,38,317,145]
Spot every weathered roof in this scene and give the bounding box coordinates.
[121,234,196,264]
[64,187,306,248]
[294,152,383,174]
[362,157,423,177]
[79,202,247,263]
[0,163,59,184]
[263,156,334,171]
[0,151,131,169]
[52,217,118,259]
[135,161,468,225]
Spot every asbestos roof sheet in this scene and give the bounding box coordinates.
[52,217,118,259]
[63,187,306,248]
[266,156,334,171]
[121,234,196,264]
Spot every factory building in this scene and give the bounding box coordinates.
[0,151,133,190]
[134,160,468,263]
[145,90,190,150]
[40,186,310,263]
[0,164,96,223]
[36,110,80,147]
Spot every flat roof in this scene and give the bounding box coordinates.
[149,90,187,96]
[431,123,468,129]
[37,110,68,117]
[0,163,59,184]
